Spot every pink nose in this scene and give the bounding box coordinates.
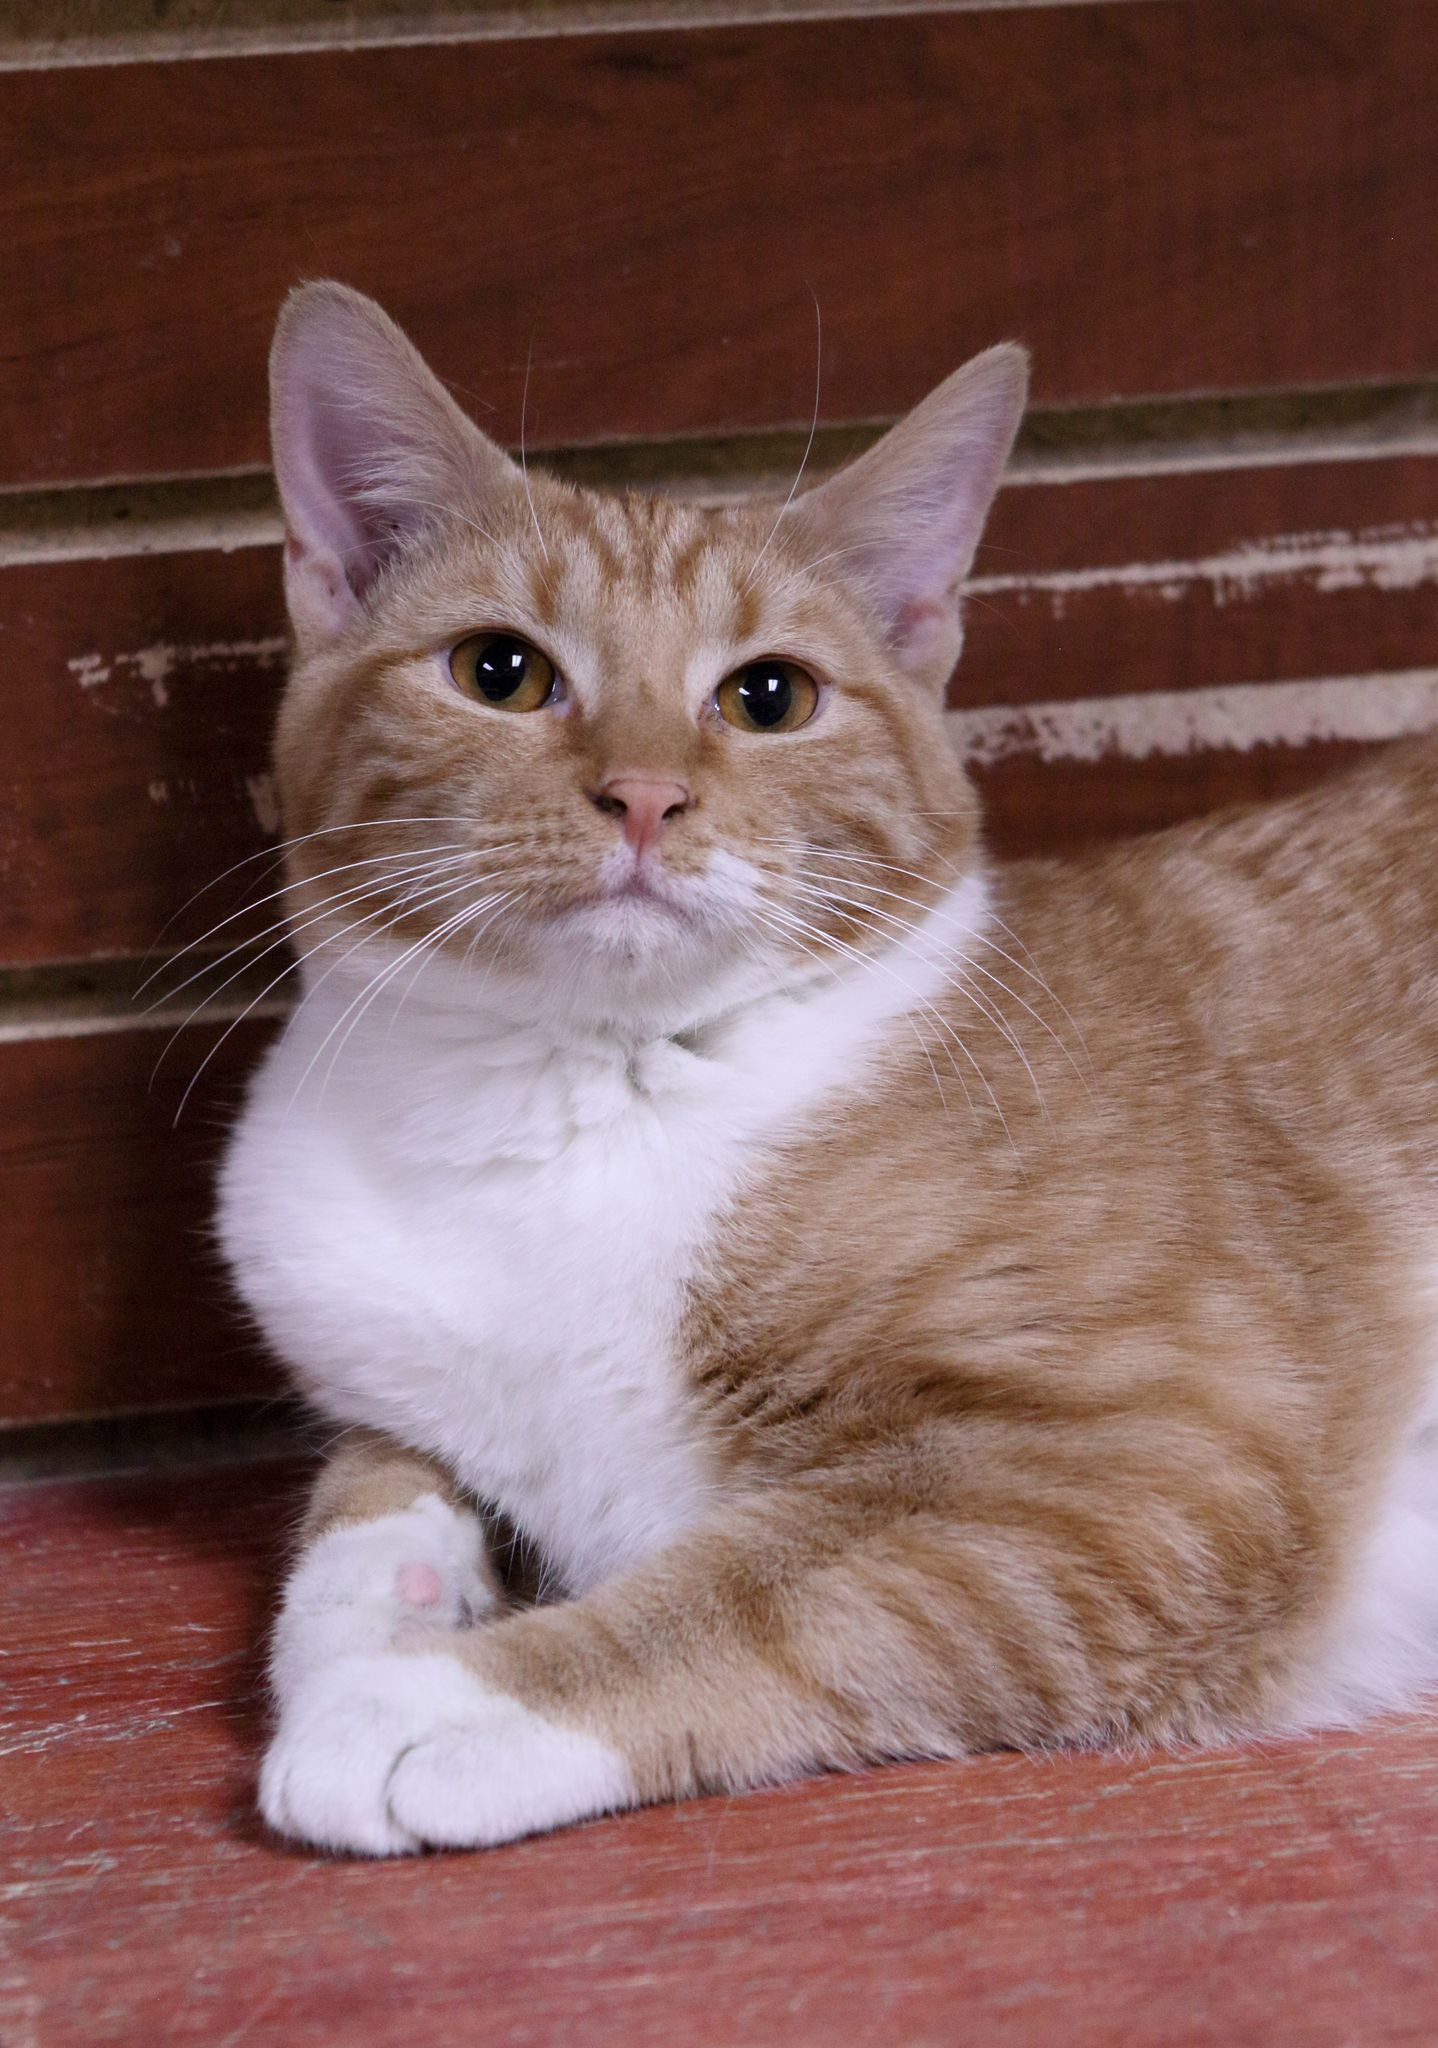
[591,776,692,856]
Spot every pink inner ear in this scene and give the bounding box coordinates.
[271,295,442,616]
[278,383,397,603]
[270,286,529,645]
[790,343,1026,675]
[891,593,950,648]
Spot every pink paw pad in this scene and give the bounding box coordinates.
[395,1561,444,1608]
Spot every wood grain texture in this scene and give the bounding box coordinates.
[2,1459,1436,2048]
[0,545,281,967]
[2,0,1437,487]
[0,1021,280,1427]
[0,0,1130,70]
[4,451,1435,964]
[970,738,1370,861]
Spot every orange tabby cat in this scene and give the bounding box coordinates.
[218,282,1438,1854]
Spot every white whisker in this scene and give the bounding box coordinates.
[759,836,1089,1072]
[382,885,522,1053]
[136,841,476,1002]
[744,912,957,1116]
[158,854,489,1050]
[743,285,822,591]
[744,905,963,1118]
[756,898,974,1117]
[781,866,1079,1099]
[311,887,519,1106]
[144,814,508,961]
[751,894,1016,1156]
[146,849,480,1019]
[782,875,1047,1122]
[977,917,1093,1073]
[167,860,501,1123]
[285,871,518,1111]
[519,338,549,563]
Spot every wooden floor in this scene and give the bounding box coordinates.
[3,1460,1437,2048]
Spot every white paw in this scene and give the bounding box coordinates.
[259,1650,634,1856]
[270,1495,498,1704]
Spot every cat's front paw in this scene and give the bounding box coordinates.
[270,1494,499,1703]
[259,1649,634,1856]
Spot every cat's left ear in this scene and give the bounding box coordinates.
[269,281,523,649]
[791,344,1027,691]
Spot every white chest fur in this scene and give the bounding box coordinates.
[218,877,986,1591]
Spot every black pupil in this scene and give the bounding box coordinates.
[738,663,793,727]
[475,635,532,701]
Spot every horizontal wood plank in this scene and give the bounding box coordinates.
[966,455,1438,709]
[971,737,1371,861]
[4,1459,1437,2047]
[0,1021,280,1427]
[4,450,1436,965]
[2,1,1437,486]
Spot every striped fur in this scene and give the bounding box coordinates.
[224,286,1438,1856]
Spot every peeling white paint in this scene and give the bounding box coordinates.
[948,667,1438,767]
[68,635,288,703]
[245,772,281,836]
[968,520,1438,616]
[67,652,111,689]
[132,634,288,683]
[134,643,174,707]
[1,505,281,569]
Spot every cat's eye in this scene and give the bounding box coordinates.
[449,633,558,713]
[715,660,821,734]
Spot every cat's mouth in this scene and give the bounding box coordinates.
[562,872,693,920]
[559,854,699,921]
[523,853,762,981]
[608,871,677,906]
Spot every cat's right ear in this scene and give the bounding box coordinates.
[269,282,519,647]
[789,344,1028,694]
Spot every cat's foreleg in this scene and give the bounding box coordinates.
[269,1427,502,1709]
[259,1469,1168,1855]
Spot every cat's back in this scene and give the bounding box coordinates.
[1013,731,1438,1149]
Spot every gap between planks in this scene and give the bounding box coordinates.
[4,379,1438,570]
[0,1400,310,1487]
[0,0,1161,74]
[0,956,292,1045]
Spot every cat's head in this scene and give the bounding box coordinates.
[269,283,1025,1033]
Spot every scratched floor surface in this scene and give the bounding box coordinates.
[2,1461,1436,2048]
